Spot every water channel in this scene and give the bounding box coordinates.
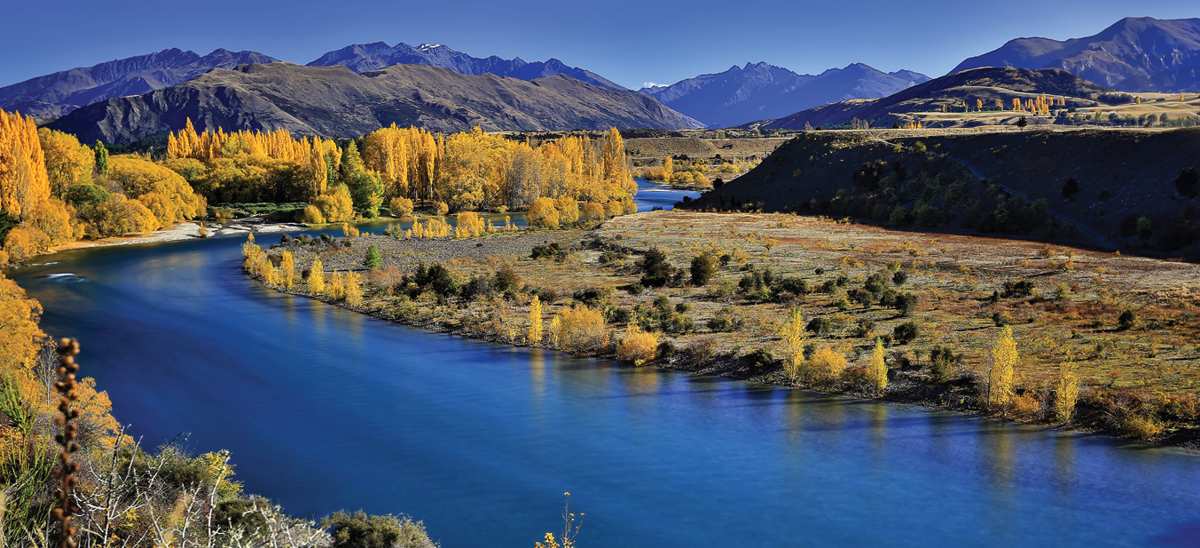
[8,181,1200,547]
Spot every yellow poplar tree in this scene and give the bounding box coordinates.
[309,256,325,295]
[344,272,363,306]
[280,251,295,289]
[867,338,887,391]
[528,295,543,345]
[1056,358,1079,422]
[780,307,806,382]
[986,326,1017,409]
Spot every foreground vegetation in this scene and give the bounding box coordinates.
[247,210,1200,448]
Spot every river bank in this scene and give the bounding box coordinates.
[247,209,1200,450]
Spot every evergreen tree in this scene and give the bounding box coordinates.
[364,243,382,269]
[94,140,108,177]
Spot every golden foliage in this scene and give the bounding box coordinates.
[3,226,51,262]
[809,346,846,384]
[344,271,363,306]
[0,109,51,221]
[580,202,605,221]
[342,222,360,238]
[280,252,296,289]
[37,127,93,196]
[616,323,657,366]
[1056,358,1079,422]
[108,156,202,221]
[27,198,77,246]
[557,305,607,353]
[456,211,484,238]
[867,338,887,391]
[308,256,325,295]
[389,196,414,217]
[328,271,346,300]
[527,198,560,229]
[528,295,543,345]
[302,204,325,224]
[986,326,1017,409]
[313,185,355,223]
[779,308,805,382]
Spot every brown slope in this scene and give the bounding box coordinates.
[690,127,1200,253]
[753,67,1111,130]
[46,62,702,144]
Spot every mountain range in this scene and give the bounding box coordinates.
[306,42,626,90]
[754,67,1111,130]
[46,63,702,144]
[0,48,278,119]
[952,17,1200,92]
[638,62,929,128]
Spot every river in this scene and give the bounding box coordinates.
[8,181,1200,547]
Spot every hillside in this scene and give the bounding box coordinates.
[0,48,278,120]
[307,42,626,90]
[46,62,702,144]
[951,17,1200,92]
[638,62,928,129]
[687,127,1200,256]
[754,67,1112,130]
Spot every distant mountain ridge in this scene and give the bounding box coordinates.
[637,62,930,129]
[307,42,627,91]
[755,67,1111,130]
[952,17,1200,92]
[0,48,279,119]
[46,63,702,144]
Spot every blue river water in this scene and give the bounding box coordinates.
[7,182,1200,547]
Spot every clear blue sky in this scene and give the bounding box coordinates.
[2,0,1197,89]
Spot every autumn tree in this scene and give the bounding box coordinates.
[616,323,657,365]
[1055,358,1079,422]
[309,256,326,295]
[38,128,94,196]
[344,272,363,306]
[867,338,887,391]
[780,308,805,382]
[986,326,1017,409]
[528,295,544,345]
[280,251,296,289]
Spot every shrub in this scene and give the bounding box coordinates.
[639,247,674,287]
[531,242,562,260]
[557,305,608,353]
[1002,279,1034,298]
[893,321,920,344]
[1117,310,1139,331]
[494,265,522,294]
[1062,177,1080,199]
[572,286,609,307]
[1122,415,1164,440]
[895,293,918,316]
[1176,167,1198,198]
[581,202,606,221]
[456,211,485,237]
[708,306,743,332]
[389,197,414,217]
[364,243,382,268]
[892,270,908,286]
[656,340,677,360]
[527,197,560,229]
[928,345,958,383]
[617,324,658,365]
[690,252,719,286]
[743,349,774,373]
[808,346,846,384]
[662,314,695,335]
[325,510,436,548]
[806,317,832,336]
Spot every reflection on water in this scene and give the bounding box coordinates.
[5,205,1200,547]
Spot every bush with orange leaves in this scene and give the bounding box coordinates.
[616,324,658,366]
[556,305,608,353]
